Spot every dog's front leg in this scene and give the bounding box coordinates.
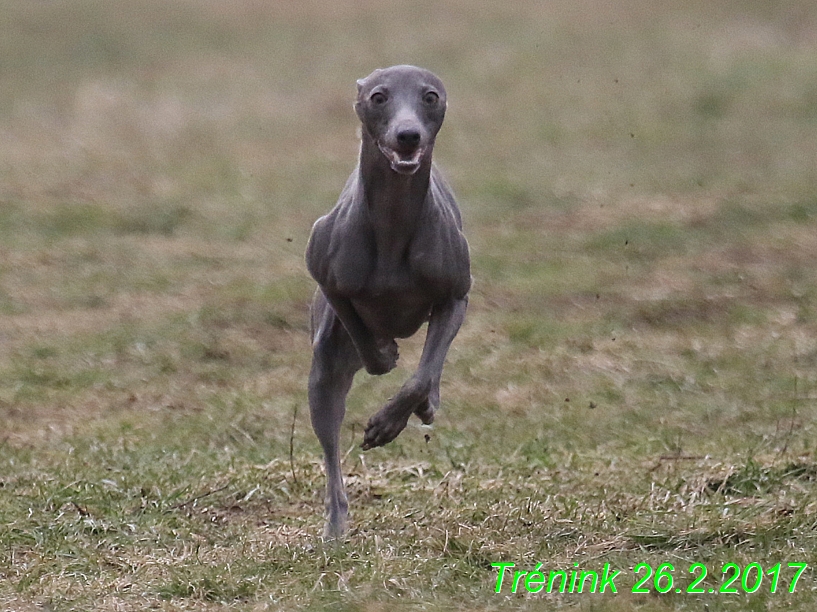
[322,291,399,376]
[361,296,468,450]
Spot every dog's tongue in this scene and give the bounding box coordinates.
[380,144,424,175]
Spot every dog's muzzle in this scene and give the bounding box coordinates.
[378,143,426,175]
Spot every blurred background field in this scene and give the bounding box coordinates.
[2,0,817,610]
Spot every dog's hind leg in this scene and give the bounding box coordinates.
[308,290,362,538]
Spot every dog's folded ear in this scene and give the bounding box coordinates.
[354,79,364,118]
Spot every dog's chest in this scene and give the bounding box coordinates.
[366,258,415,296]
[353,260,433,339]
[330,228,454,298]
[364,233,459,301]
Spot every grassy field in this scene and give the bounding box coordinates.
[2,0,817,609]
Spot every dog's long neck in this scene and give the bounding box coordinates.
[358,131,432,258]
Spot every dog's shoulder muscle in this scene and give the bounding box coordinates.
[306,170,375,296]
[410,166,471,300]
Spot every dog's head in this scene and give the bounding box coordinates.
[354,65,447,175]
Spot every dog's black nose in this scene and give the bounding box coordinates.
[396,129,421,148]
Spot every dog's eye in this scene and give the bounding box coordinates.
[370,92,387,105]
[423,92,439,105]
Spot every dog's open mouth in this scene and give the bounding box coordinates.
[378,143,425,175]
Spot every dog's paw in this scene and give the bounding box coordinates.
[363,340,399,376]
[361,408,411,450]
[361,377,430,449]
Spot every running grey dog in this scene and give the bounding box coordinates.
[305,65,471,538]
